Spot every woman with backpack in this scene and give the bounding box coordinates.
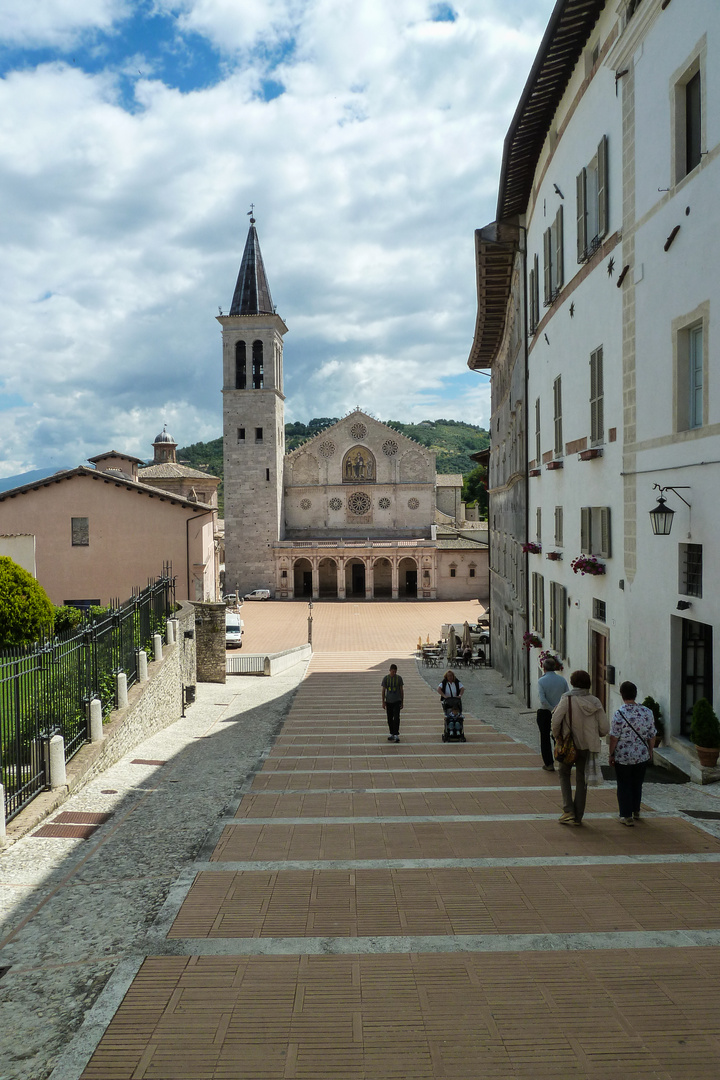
[551,670,608,826]
[609,681,657,826]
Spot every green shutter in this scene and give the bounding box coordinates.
[597,135,608,238]
[576,169,587,261]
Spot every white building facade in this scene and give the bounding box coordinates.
[469,0,720,771]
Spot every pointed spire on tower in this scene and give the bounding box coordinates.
[229,209,275,316]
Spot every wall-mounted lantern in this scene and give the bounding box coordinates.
[649,484,691,536]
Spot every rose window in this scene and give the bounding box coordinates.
[348,491,372,515]
[300,498,311,510]
[408,497,420,509]
[350,423,367,440]
[382,439,398,456]
[319,441,335,458]
[378,497,391,509]
[329,497,342,510]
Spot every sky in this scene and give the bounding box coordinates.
[0,0,555,476]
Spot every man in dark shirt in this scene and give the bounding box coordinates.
[381,663,404,743]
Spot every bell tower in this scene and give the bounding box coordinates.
[220,214,287,597]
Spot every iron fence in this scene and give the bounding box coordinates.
[0,574,174,822]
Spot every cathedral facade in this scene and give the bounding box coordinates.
[221,219,487,602]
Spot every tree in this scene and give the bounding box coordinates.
[462,464,488,515]
[0,557,55,647]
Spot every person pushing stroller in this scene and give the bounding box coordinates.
[438,670,466,742]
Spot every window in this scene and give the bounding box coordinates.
[266,468,270,482]
[553,376,563,456]
[449,566,456,578]
[252,340,264,389]
[554,506,563,547]
[235,341,246,389]
[549,581,567,656]
[238,427,245,442]
[576,136,608,262]
[675,318,706,431]
[469,566,476,578]
[680,543,703,598]
[536,506,542,543]
[528,254,540,334]
[535,398,541,465]
[71,517,89,546]
[531,572,545,636]
[255,427,263,442]
[580,506,611,558]
[593,598,607,622]
[673,55,704,184]
[543,205,564,305]
[590,347,604,445]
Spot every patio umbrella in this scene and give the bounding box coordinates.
[461,621,472,652]
[446,629,457,664]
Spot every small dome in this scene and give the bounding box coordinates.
[154,424,176,445]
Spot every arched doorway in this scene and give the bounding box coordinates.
[318,558,338,598]
[345,558,366,598]
[293,558,313,597]
[373,558,392,597]
[398,556,418,598]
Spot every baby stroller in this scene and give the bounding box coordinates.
[441,697,466,742]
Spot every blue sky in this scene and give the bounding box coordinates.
[0,0,554,474]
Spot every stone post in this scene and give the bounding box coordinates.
[153,634,163,664]
[89,698,104,743]
[48,734,67,790]
[116,672,128,709]
[138,649,148,683]
[191,601,227,683]
[166,620,175,645]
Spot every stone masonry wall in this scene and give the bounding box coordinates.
[192,601,227,683]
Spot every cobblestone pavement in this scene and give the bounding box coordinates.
[2,601,720,1079]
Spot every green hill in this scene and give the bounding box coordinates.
[177,419,489,516]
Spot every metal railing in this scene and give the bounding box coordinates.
[0,575,174,822]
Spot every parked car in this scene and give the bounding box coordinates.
[243,589,271,601]
[225,613,244,648]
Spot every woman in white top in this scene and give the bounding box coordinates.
[438,671,464,699]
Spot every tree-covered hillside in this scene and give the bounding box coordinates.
[177,419,489,516]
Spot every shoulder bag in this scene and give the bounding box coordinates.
[554,697,577,765]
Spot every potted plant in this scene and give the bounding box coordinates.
[642,696,664,746]
[546,551,562,561]
[538,650,563,671]
[522,631,542,650]
[522,541,541,554]
[570,554,606,576]
[690,698,720,768]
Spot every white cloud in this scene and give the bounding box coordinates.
[0,0,128,49]
[0,0,553,474]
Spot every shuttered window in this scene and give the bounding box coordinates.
[553,376,563,456]
[576,135,609,262]
[528,254,540,334]
[590,347,604,445]
[549,582,567,656]
[535,398,541,465]
[543,206,564,305]
[581,506,611,557]
[532,573,545,636]
[554,506,563,547]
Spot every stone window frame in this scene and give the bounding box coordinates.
[673,303,709,434]
[670,38,707,188]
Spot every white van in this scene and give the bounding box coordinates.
[225,612,244,649]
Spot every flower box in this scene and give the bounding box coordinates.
[571,555,606,576]
[523,632,543,650]
[546,552,562,561]
[529,468,541,477]
[546,459,564,470]
[579,448,603,461]
[538,650,564,671]
[522,542,541,554]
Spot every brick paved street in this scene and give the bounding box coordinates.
[69,617,720,1080]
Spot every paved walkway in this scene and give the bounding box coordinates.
[64,654,720,1079]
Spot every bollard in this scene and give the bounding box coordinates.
[90,698,104,743]
[166,620,175,645]
[116,671,128,709]
[138,649,148,683]
[0,784,6,845]
[48,734,67,790]
[153,633,163,664]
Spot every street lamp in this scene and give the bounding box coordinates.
[648,484,691,537]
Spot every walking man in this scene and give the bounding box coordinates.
[381,663,404,743]
[537,658,569,771]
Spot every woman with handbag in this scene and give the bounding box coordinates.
[551,670,608,826]
[608,680,656,826]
